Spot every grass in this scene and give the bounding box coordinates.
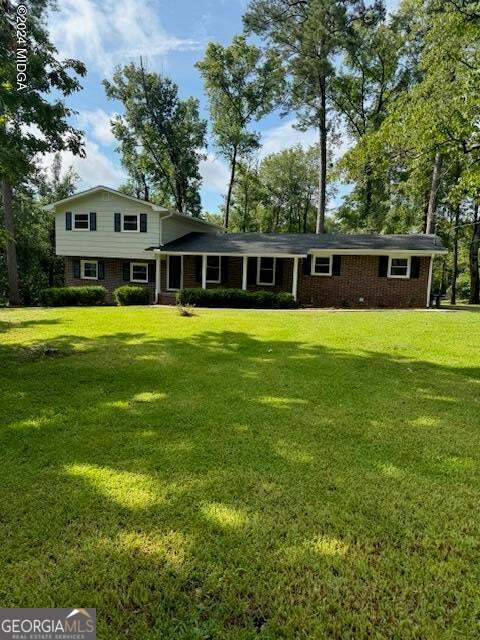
[0,306,479,639]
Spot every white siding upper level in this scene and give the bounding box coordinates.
[47,186,219,260]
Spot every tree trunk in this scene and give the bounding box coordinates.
[224,145,238,230]
[316,79,327,234]
[242,180,250,233]
[49,220,56,287]
[440,256,448,295]
[426,152,442,234]
[422,190,430,233]
[142,174,149,202]
[469,204,480,304]
[450,202,460,305]
[1,179,21,306]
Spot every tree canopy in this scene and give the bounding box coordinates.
[196,35,282,228]
[103,62,207,216]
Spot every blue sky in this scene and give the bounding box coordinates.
[46,0,400,214]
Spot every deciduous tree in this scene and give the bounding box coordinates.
[244,0,371,233]
[0,0,85,305]
[196,36,281,228]
[104,62,206,216]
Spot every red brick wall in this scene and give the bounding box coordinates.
[178,254,430,308]
[64,254,431,308]
[182,255,295,293]
[64,257,156,304]
[297,255,430,308]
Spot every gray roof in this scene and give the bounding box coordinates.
[153,232,446,255]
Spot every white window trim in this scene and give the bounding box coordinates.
[206,255,221,284]
[130,262,148,283]
[167,255,183,291]
[80,259,98,280]
[311,254,333,276]
[257,257,276,286]
[73,213,90,231]
[122,213,140,233]
[388,255,411,279]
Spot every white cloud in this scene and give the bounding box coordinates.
[48,0,200,75]
[39,138,126,189]
[77,109,116,145]
[199,121,353,199]
[199,153,230,194]
[259,120,318,158]
[260,119,353,162]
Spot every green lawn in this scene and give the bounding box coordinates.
[1,306,479,639]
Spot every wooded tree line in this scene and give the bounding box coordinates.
[1,0,480,305]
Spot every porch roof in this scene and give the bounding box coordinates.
[150,232,446,256]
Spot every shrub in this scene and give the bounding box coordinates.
[455,272,470,300]
[176,303,195,317]
[39,286,106,307]
[176,288,296,309]
[113,285,151,306]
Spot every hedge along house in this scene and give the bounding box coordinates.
[46,185,447,308]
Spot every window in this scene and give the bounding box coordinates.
[81,260,98,280]
[312,255,332,276]
[257,257,276,285]
[123,214,139,232]
[206,256,221,283]
[130,262,148,283]
[388,256,410,278]
[74,213,89,230]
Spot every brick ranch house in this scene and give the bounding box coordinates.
[45,186,447,308]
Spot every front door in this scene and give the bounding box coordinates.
[168,255,182,290]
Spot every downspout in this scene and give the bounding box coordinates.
[155,210,174,303]
[158,209,174,247]
[426,253,435,308]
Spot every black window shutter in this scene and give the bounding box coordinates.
[195,256,203,282]
[247,257,257,285]
[65,211,72,230]
[332,255,341,276]
[221,256,229,284]
[73,259,80,278]
[98,260,105,280]
[410,256,420,279]
[89,212,97,231]
[275,258,283,286]
[302,255,312,275]
[148,262,156,283]
[378,256,389,277]
[122,262,130,281]
[140,213,147,232]
[114,213,121,232]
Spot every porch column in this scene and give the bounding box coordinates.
[242,256,248,290]
[292,257,299,301]
[155,253,161,304]
[202,254,207,289]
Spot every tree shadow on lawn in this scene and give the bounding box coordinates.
[0,317,61,334]
[1,329,480,639]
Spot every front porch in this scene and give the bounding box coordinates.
[154,253,301,304]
